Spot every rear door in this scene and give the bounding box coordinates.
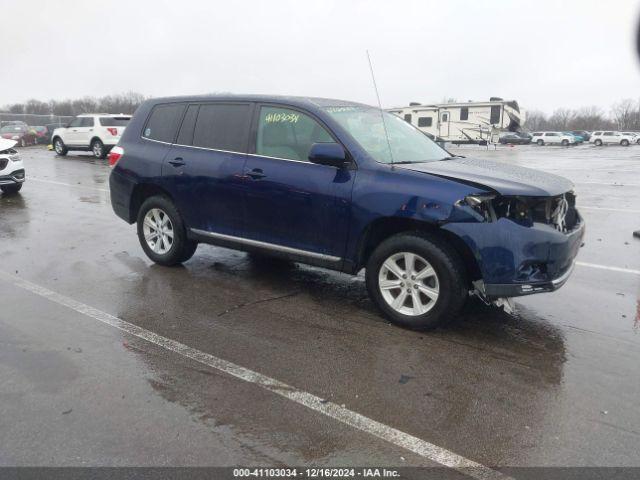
[162,102,252,235]
[242,104,354,259]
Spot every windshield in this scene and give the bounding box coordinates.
[324,106,448,164]
[1,125,25,133]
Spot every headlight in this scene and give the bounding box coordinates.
[460,193,497,221]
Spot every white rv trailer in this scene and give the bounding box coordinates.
[386,98,524,145]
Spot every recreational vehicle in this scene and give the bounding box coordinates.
[387,98,524,145]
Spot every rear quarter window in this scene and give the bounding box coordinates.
[143,104,186,143]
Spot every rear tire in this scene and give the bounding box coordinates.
[91,139,106,159]
[137,196,198,266]
[53,138,68,156]
[365,232,468,330]
[595,139,603,146]
[0,183,22,195]
[621,139,629,147]
[536,139,544,146]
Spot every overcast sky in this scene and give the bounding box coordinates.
[3,0,640,114]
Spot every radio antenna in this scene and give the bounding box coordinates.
[366,50,395,164]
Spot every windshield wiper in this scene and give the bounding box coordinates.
[440,155,464,161]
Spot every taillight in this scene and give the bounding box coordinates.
[107,128,118,136]
[108,146,124,167]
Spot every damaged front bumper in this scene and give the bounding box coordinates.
[444,211,585,300]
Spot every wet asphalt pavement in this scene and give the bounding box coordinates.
[0,144,639,471]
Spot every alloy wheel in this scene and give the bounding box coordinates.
[143,208,174,254]
[378,252,440,316]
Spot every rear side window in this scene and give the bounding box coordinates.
[490,105,501,124]
[418,117,432,127]
[99,117,130,127]
[143,104,186,143]
[255,106,333,162]
[460,107,469,120]
[192,103,252,152]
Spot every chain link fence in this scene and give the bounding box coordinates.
[0,112,74,127]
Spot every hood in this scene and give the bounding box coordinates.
[0,138,17,151]
[399,157,574,197]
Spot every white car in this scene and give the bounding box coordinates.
[621,132,640,144]
[530,131,576,146]
[589,131,635,146]
[0,139,25,194]
[52,114,131,159]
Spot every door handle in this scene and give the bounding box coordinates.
[168,157,185,167]
[247,168,266,180]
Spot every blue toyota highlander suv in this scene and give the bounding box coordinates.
[109,95,585,329]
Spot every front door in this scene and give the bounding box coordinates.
[74,117,95,146]
[162,102,252,235]
[242,105,354,259]
[439,111,450,138]
[64,117,83,144]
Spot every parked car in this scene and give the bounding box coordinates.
[109,95,584,329]
[498,132,531,145]
[571,130,591,142]
[0,138,25,194]
[563,132,584,143]
[52,114,131,159]
[45,123,66,144]
[620,132,640,144]
[0,124,37,147]
[530,131,576,146]
[589,131,635,146]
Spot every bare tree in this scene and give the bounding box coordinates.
[611,99,638,130]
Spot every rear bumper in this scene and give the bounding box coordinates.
[109,169,136,223]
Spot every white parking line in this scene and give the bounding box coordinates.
[0,271,510,480]
[576,262,640,276]
[28,177,110,193]
[580,206,640,214]
[576,181,640,187]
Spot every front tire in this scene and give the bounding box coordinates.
[136,196,198,266]
[561,139,569,146]
[536,139,544,146]
[365,232,468,330]
[621,139,630,147]
[91,139,106,159]
[595,139,603,146]
[53,138,68,156]
[0,183,22,195]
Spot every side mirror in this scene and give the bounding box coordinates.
[308,142,348,168]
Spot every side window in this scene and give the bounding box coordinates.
[404,114,412,123]
[81,117,94,127]
[192,103,252,152]
[460,107,469,121]
[176,104,199,146]
[418,117,432,127]
[255,106,333,162]
[490,105,501,124]
[441,112,449,122]
[68,117,83,128]
[603,132,613,136]
[532,132,542,136]
[143,103,186,143]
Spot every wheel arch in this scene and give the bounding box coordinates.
[90,136,104,146]
[354,216,482,285]
[129,183,176,223]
